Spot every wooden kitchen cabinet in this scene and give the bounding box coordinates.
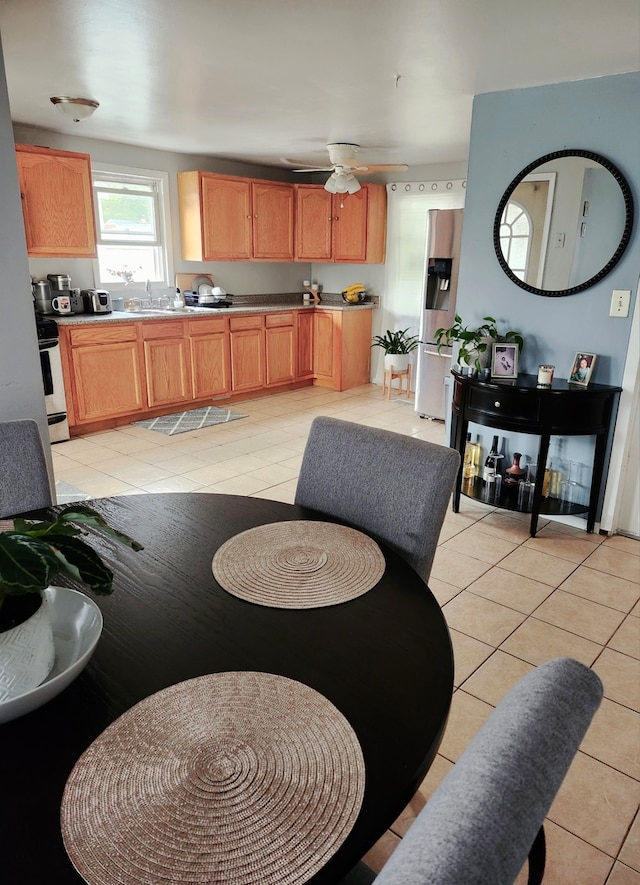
[177,172,294,261]
[62,324,145,424]
[265,312,296,386]
[15,144,97,258]
[229,314,265,392]
[187,317,231,399]
[294,184,387,264]
[297,310,314,379]
[313,308,372,391]
[142,321,191,408]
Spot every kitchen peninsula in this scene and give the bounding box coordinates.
[55,303,374,436]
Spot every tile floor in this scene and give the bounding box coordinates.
[51,383,640,884]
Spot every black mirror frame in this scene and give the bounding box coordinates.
[493,149,634,297]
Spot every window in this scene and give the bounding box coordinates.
[91,164,173,289]
[499,200,532,282]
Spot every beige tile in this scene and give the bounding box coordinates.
[524,531,603,564]
[140,476,205,493]
[206,474,274,496]
[560,565,640,614]
[548,751,639,855]
[609,617,640,659]
[606,863,640,885]
[440,527,518,564]
[250,483,297,504]
[593,648,640,711]
[392,754,454,837]
[583,546,640,584]
[443,591,526,645]
[67,475,139,498]
[246,463,298,485]
[475,510,543,544]
[514,820,614,885]
[430,547,491,589]
[537,520,605,545]
[428,577,462,607]
[448,629,494,686]
[361,830,401,874]
[461,650,534,705]
[465,566,554,614]
[534,589,625,645]
[501,618,602,667]
[603,535,640,557]
[437,690,494,763]
[580,697,640,780]
[619,811,640,873]
[499,547,578,587]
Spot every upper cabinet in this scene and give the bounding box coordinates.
[294,184,387,264]
[15,144,97,258]
[178,172,294,261]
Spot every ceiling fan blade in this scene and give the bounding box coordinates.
[289,166,334,173]
[354,164,410,173]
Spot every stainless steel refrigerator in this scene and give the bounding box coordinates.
[415,208,464,421]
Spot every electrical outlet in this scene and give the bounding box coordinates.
[610,289,631,318]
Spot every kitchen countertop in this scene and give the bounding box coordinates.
[53,302,374,325]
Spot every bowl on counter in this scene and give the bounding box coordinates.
[341,289,367,304]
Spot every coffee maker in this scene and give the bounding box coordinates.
[42,273,85,314]
[33,279,53,315]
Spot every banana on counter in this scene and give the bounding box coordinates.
[341,283,367,304]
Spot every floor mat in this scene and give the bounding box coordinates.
[132,406,248,435]
[55,480,91,505]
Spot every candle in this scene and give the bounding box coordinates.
[538,365,555,386]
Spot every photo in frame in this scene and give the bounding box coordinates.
[568,352,597,386]
[491,343,519,379]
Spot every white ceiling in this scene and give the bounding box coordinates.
[0,0,638,173]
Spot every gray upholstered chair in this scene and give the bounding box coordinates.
[294,416,460,583]
[0,419,53,518]
[340,657,603,885]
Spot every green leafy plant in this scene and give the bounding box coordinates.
[372,328,421,355]
[0,505,143,626]
[434,315,524,370]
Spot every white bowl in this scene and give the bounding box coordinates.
[0,586,103,724]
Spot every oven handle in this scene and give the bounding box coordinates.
[40,349,53,397]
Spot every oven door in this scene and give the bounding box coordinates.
[39,338,70,442]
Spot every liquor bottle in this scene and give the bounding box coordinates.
[505,452,526,485]
[482,435,503,482]
[469,434,481,478]
[463,433,476,479]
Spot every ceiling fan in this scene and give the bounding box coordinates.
[283,143,408,194]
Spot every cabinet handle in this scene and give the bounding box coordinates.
[494,401,501,408]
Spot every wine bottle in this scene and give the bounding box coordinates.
[483,435,502,482]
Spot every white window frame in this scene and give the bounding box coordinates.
[91,162,173,290]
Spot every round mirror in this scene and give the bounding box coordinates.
[493,149,633,297]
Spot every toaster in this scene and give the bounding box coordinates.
[81,289,112,314]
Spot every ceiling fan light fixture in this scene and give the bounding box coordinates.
[345,173,361,194]
[50,96,99,122]
[325,170,360,194]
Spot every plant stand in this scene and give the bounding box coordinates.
[383,364,411,400]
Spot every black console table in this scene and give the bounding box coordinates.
[449,370,621,536]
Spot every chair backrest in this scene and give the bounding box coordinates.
[0,419,53,519]
[370,657,603,885]
[294,416,460,583]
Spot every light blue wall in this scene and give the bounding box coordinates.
[457,72,639,386]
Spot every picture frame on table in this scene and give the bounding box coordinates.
[568,352,597,386]
[491,344,519,379]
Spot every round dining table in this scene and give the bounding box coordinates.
[2,493,453,884]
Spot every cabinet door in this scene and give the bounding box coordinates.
[144,338,191,407]
[297,310,314,378]
[230,318,265,392]
[252,182,294,260]
[332,189,368,262]
[71,342,145,422]
[201,175,252,260]
[294,186,332,261]
[16,145,97,258]
[313,311,335,382]
[265,314,295,386]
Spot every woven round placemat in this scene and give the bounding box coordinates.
[61,671,365,885]
[211,520,385,608]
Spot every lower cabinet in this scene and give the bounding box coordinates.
[187,317,230,399]
[313,308,372,391]
[62,324,146,423]
[230,315,265,392]
[142,322,191,408]
[297,310,314,379]
[265,312,296,387]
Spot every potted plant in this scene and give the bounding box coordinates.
[434,315,524,371]
[0,504,143,700]
[372,327,421,372]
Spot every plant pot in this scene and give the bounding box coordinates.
[384,353,411,373]
[0,591,55,702]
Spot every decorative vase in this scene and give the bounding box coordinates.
[0,591,55,702]
[384,353,410,373]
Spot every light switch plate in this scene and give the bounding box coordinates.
[610,290,631,318]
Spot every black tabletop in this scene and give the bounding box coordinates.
[1,493,453,884]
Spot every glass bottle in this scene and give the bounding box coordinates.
[482,435,503,482]
[505,452,526,484]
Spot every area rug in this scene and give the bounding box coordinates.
[133,406,247,435]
